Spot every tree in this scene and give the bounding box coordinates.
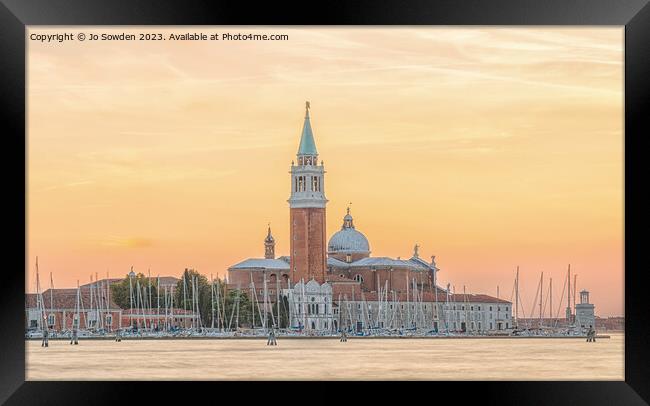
[223,289,253,329]
[175,269,217,327]
[110,272,160,310]
[271,295,290,328]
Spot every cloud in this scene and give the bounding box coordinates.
[40,179,95,192]
[97,236,154,248]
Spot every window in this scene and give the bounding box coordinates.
[47,314,55,325]
[489,306,492,311]
[346,254,352,263]
[106,315,113,325]
[470,306,473,311]
[354,274,363,283]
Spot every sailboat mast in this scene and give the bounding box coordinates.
[567,264,571,321]
[406,274,410,328]
[128,267,134,329]
[157,275,160,330]
[539,272,543,325]
[573,274,577,313]
[35,257,44,331]
[515,266,519,329]
[211,274,215,329]
[75,280,80,330]
[263,273,268,331]
[49,271,54,323]
[276,274,281,329]
[235,282,241,330]
[250,273,256,328]
[549,278,553,321]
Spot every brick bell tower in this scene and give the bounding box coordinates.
[288,101,328,284]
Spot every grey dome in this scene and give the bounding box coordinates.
[327,208,370,254]
[328,228,370,253]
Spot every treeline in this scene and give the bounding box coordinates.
[109,269,289,328]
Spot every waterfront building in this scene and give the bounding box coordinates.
[25,276,196,332]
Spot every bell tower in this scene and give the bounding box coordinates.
[288,101,328,283]
[264,225,275,259]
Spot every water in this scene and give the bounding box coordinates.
[26,334,624,380]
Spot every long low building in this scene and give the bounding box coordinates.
[25,276,197,332]
[285,279,512,333]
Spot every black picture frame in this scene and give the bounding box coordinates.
[1,0,648,404]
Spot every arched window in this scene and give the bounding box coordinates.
[354,274,363,283]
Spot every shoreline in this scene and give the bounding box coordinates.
[26,335,611,340]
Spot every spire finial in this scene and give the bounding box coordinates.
[297,101,317,156]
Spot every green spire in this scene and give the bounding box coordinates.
[297,101,318,156]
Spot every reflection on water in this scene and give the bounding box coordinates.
[26,334,624,380]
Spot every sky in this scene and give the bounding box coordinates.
[26,27,623,316]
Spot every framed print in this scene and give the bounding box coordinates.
[1,0,648,404]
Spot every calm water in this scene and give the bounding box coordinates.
[26,334,624,380]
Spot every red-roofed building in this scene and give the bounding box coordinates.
[26,276,193,332]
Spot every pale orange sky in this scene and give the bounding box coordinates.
[27,27,623,316]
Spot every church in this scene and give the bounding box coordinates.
[227,102,512,333]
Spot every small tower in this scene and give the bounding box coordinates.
[575,289,596,332]
[264,225,275,259]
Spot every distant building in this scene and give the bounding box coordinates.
[575,289,595,331]
[25,287,122,331]
[227,103,512,332]
[25,275,195,332]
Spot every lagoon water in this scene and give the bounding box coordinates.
[26,334,624,380]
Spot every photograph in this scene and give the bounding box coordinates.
[24,26,624,381]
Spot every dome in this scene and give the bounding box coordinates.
[328,228,370,253]
[327,208,370,254]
